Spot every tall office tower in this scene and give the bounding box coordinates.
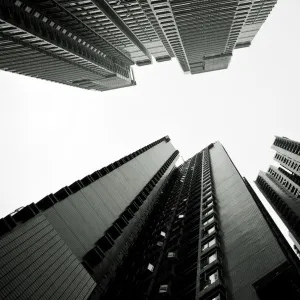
[256,136,300,246]
[100,142,300,300]
[0,0,278,90]
[1,138,299,300]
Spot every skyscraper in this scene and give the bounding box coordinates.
[0,0,278,90]
[255,136,300,246]
[0,136,178,299]
[1,136,300,300]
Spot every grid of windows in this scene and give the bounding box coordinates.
[98,151,205,299]
[51,0,150,63]
[170,0,238,74]
[268,166,300,198]
[274,153,300,175]
[0,0,136,90]
[0,0,279,89]
[196,148,225,300]
[147,0,190,72]
[273,137,300,157]
[256,137,300,256]
[257,174,300,238]
[106,0,170,62]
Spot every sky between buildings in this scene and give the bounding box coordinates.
[0,0,299,220]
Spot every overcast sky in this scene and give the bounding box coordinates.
[0,0,299,219]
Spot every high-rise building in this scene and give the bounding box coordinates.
[0,136,178,299]
[255,136,300,246]
[1,137,299,300]
[0,0,278,90]
[100,141,300,300]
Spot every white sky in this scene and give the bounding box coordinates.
[0,0,299,220]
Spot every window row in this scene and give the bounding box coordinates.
[268,167,300,198]
[274,137,300,156]
[201,251,218,268]
[200,269,219,291]
[256,175,300,241]
[13,1,123,62]
[275,153,300,172]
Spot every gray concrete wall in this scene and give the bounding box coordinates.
[43,140,176,259]
[210,142,287,300]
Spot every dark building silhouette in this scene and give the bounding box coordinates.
[256,136,300,247]
[289,232,300,259]
[1,137,300,300]
[0,0,278,90]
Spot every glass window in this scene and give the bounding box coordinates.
[207,202,213,208]
[207,195,213,202]
[204,209,213,217]
[208,253,217,264]
[208,226,215,235]
[157,241,163,247]
[203,238,216,251]
[203,216,214,226]
[202,270,219,290]
[160,231,166,237]
[178,214,184,219]
[202,243,209,251]
[204,181,211,187]
[159,285,168,293]
[209,238,216,247]
[15,0,22,7]
[25,6,32,13]
[168,252,176,258]
[204,186,211,193]
[147,263,154,272]
[209,271,219,284]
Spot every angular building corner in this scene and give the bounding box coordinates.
[1,136,300,299]
[0,0,278,90]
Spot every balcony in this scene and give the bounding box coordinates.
[200,257,222,275]
[202,226,218,242]
[198,275,224,299]
[201,239,220,255]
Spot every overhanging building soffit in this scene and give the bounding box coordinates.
[92,0,152,61]
[17,0,135,65]
[146,0,190,73]
[0,6,118,77]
